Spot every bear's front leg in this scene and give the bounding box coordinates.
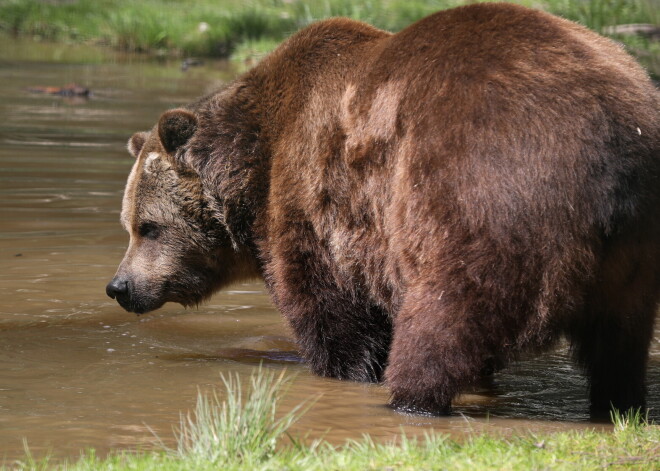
[266,231,392,383]
[287,296,392,383]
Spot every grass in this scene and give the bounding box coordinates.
[549,0,659,33]
[166,368,308,466]
[5,368,660,470]
[0,0,658,66]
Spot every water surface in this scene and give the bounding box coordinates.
[0,37,658,462]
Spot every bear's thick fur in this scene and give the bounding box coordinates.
[107,3,660,416]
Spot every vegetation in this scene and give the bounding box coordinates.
[0,0,658,67]
[6,368,660,470]
[166,368,308,467]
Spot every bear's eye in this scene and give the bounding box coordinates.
[138,222,161,240]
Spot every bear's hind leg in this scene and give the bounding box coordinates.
[569,307,654,418]
[385,283,516,415]
[568,242,659,418]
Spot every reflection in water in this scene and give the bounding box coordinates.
[0,38,658,461]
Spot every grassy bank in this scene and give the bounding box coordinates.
[7,368,660,471]
[0,0,658,64]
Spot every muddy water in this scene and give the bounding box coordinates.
[0,38,658,462]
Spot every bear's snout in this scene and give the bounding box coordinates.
[106,277,129,301]
[105,274,166,314]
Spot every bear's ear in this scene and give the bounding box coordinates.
[127,132,148,158]
[158,109,198,155]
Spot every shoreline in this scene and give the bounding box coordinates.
[0,0,658,75]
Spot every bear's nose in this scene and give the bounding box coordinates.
[106,278,128,299]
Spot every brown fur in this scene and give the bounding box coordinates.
[108,3,660,416]
[107,115,259,314]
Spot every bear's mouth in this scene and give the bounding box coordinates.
[108,274,175,314]
[108,285,166,315]
[106,269,216,315]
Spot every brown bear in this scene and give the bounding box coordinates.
[106,2,660,416]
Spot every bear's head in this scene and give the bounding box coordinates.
[106,109,258,314]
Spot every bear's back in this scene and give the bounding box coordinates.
[362,2,660,245]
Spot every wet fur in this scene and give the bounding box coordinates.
[113,3,660,415]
